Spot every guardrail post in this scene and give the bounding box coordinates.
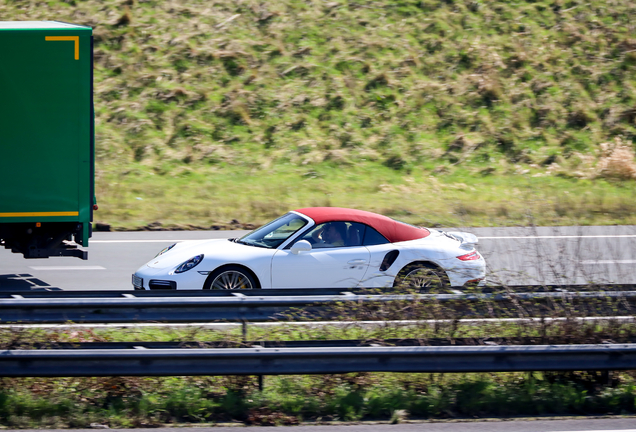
[240,319,264,390]
[241,320,264,391]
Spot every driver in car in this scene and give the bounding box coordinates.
[312,222,346,248]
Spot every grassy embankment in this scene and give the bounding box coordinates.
[3,0,636,228]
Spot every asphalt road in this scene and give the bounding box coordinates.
[5,417,636,432]
[0,226,635,291]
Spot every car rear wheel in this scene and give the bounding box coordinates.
[393,263,451,292]
[204,266,258,290]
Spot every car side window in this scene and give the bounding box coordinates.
[296,224,323,245]
[308,222,348,248]
[363,226,389,246]
[292,221,367,249]
[345,222,365,247]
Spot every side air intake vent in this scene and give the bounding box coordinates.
[380,250,400,271]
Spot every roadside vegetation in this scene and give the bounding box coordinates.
[1,373,635,427]
[3,0,636,228]
[1,292,635,427]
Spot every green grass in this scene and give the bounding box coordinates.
[3,0,636,228]
[97,162,636,229]
[1,373,635,427]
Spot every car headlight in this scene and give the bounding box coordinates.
[155,243,176,258]
[174,254,204,274]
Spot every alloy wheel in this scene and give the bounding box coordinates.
[399,267,449,291]
[210,270,253,290]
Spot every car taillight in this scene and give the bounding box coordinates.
[457,251,480,261]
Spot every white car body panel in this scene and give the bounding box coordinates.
[358,230,484,288]
[272,246,370,288]
[133,212,486,290]
[135,238,278,290]
[360,244,400,287]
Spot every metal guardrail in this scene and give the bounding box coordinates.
[2,291,635,324]
[0,288,354,298]
[8,336,636,350]
[1,284,635,298]
[1,344,635,377]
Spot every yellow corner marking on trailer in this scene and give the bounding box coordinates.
[0,212,79,217]
[45,36,79,60]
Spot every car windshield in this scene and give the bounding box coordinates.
[236,213,308,249]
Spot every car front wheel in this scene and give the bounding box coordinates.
[204,265,258,290]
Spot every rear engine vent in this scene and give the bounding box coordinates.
[148,280,177,290]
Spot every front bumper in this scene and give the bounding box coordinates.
[132,273,144,290]
[132,273,178,290]
[132,263,207,290]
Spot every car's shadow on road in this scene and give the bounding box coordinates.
[0,274,62,291]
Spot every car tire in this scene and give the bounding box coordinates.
[393,262,451,292]
[203,265,259,290]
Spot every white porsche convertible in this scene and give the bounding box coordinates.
[132,207,486,290]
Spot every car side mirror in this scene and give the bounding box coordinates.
[290,240,312,255]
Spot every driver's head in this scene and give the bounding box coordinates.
[323,222,346,243]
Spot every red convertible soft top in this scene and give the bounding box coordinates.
[294,207,430,243]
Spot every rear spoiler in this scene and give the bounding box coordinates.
[446,231,478,250]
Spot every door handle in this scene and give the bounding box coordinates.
[347,259,366,265]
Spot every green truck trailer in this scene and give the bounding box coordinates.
[0,21,94,259]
